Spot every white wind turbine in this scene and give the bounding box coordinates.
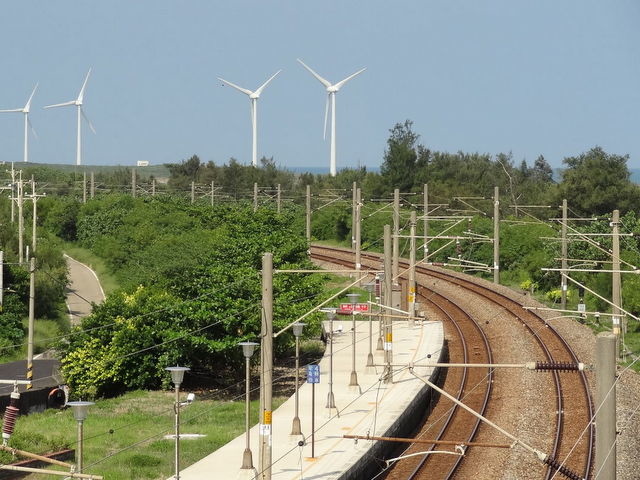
[218,70,282,167]
[44,69,95,166]
[0,84,38,163]
[297,59,365,177]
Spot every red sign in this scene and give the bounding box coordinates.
[339,303,369,313]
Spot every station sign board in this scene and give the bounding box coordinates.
[307,364,320,384]
[339,303,369,313]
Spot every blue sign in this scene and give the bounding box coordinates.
[306,364,320,384]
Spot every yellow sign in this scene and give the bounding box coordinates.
[385,333,393,342]
[264,410,272,424]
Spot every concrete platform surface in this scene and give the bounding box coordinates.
[175,318,444,480]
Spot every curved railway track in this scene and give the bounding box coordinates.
[310,245,594,480]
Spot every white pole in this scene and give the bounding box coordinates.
[252,98,258,167]
[76,106,82,166]
[23,113,28,163]
[330,92,336,176]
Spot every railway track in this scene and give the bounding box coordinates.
[310,245,594,480]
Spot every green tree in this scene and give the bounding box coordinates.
[558,147,640,215]
[380,120,420,193]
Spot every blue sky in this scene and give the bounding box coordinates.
[0,1,638,173]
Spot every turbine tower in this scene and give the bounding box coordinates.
[44,69,95,166]
[297,59,365,177]
[0,84,38,163]
[218,70,281,167]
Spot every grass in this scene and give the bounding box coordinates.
[62,243,120,295]
[11,390,286,479]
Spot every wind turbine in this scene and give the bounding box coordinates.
[218,70,281,167]
[44,69,95,166]
[297,59,365,177]
[0,84,38,163]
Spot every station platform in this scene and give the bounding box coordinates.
[176,317,444,480]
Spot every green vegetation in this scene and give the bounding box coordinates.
[7,390,285,480]
[46,195,326,398]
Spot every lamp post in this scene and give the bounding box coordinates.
[363,283,376,369]
[239,342,258,473]
[325,310,337,410]
[166,366,190,480]
[291,323,305,436]
[67,400,94,474]
[346,293,361,391]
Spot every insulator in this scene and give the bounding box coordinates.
[2,391,20,442]
[535,361,580,372]
[543,456,584,480]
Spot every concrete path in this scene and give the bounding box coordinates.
[175,318,444,480]
[64,254,105,325]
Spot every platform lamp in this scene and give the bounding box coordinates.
[346,292,361,390]
[166,366,190,480]
[67,400,94,474]
[238,342,259,472]
[291,322,306,435]
[363,282,376,368]
[325,309,337,410]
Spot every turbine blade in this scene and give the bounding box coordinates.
[254,69,282,97]
[77,68,92,104]
[323,95,329,141]
[27,117,38,140]
[0,108,23,113]
[333,67,366,91]
[297,59,332,88]
[24,83,39,112]
[81,108,96,134]
[43,100,76,109]
[217,77,253,96]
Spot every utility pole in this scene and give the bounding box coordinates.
[90,171,95,199]
[254,183,258,212]
[259,253,273,480]
[355,188,361,273]
[351,182,357,252]
[305,185,311,242]
[27,257,35,389]
[392,188,400,283]
[211,181,215,206]
[423,184,429,260]
[9,163,16,223]
[595,332,616,479]
[408,211,416,326]
[276,184,281,214]
[611,209,622,359]
[152,178,156,196]
[28,178,45,255]
[191,181,195,204]
[82,172,87,204]
[493,186,499,284]
[383,225,393,383]
[0,251,3,308]
[131,169,136,198]
[17,173,24,265]
[561,199,568,310]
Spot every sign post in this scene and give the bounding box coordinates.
[306,364,320,458]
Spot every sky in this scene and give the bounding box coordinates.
[0,1,638,173]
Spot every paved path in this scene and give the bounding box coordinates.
[64,254,105,325]
[175,318,444,480]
